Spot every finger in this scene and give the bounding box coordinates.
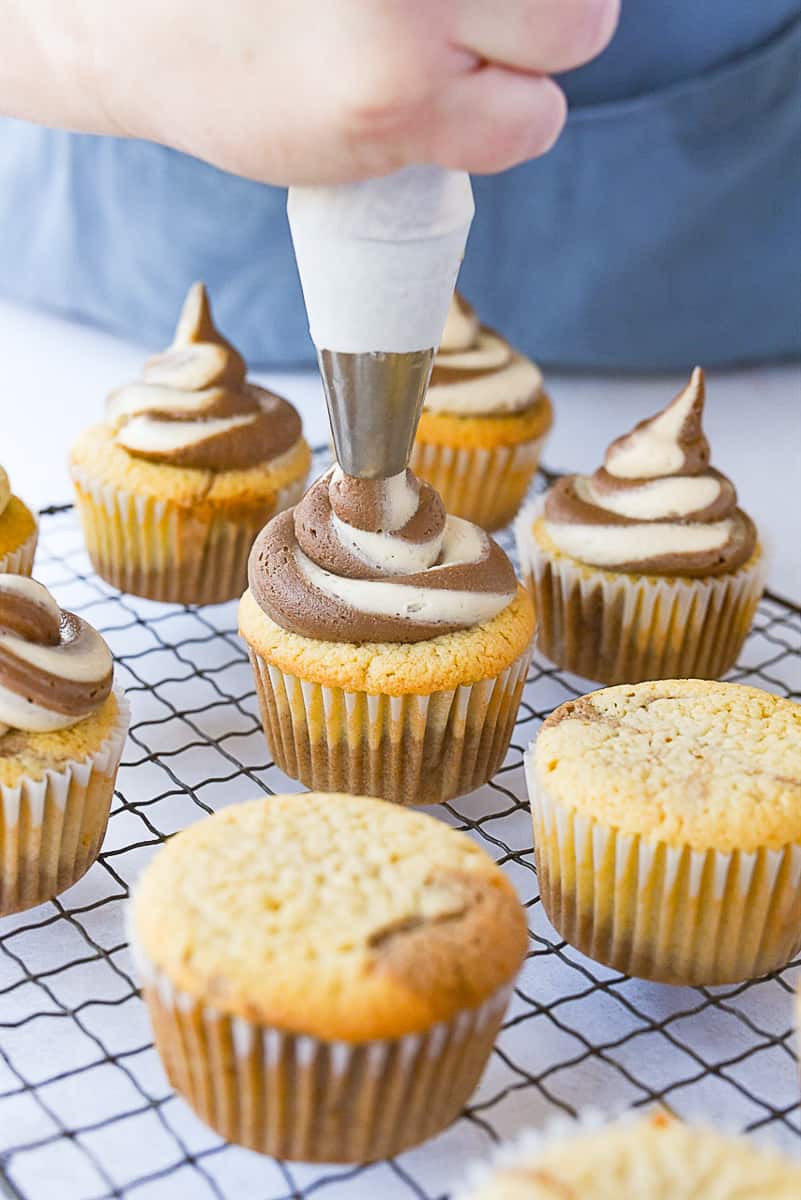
[413,64,567,174]
[454,0,620,74]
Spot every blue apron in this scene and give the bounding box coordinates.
[0,3,798,370]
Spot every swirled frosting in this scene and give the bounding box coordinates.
[106,283,301,470]
[424,293,544,417]
[248,467,517,643]
[0,577,113,734]
[0,465,11,519]
[543,368,757,576]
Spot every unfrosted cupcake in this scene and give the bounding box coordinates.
[0,464,37,576]
[0,576,129,914]
[130,793,527,1162]
[458,1112,801,1198]
[410,293,553,531]
[70,283,310,604]
[516,368,764,684]
[239,466,534,805]
[526,679,801,985]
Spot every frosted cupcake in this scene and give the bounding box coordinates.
[0,464,37,576]
[70,283,310,604]
[516,368,764,684]
[410,293,553,531]
[526,679,801,985]
[458,1112,801,1198]
[239,466,534,805]
[131,793,527,1162]
[0,576,129,914]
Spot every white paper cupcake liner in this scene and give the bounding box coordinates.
[0,521,38,577]
[248,646,531,805]
[410,434,547,530]
[526,754,801,985]
[131,937,513,1162]
[0,687,130,915]
[515,498,766,685]
[71,465,307,604]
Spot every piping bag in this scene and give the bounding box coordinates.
[288,166,474,479]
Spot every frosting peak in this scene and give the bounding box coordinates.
[605,366,710,480]
[426,293,545,417]
[543,368,757,577]
[0,577,113,734]
[248,468,517,643]
[106,283,301,470]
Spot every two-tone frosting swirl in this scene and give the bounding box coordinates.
[543,367,757,576]
[424,293,544,417]
[0,465,11,521]
[106,283,301,470]
[0,578,113,734]
[248,468,517,642]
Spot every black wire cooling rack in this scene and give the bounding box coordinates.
[1,449,799,1200]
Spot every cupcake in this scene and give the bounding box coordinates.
[458,1112,801,1198]
[0,576,129,915]
[130,793,527,1162]
[516,368,764,685]
[239,466,534,805]
[70,283,310,604]
[526,679,801,985]
[409,293,553,531]
[0,464,37,576]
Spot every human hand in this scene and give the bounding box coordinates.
[14,0,619,184]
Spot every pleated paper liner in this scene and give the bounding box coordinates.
[0,688,130,916]
[410,435,547,531]
[0,521,38,577]
[247,646,531,806]
[71,467,307,604]
[133,944,513,1163]
[515,499,765,685]
[526,757,801,985]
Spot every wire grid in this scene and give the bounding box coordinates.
[1,449,799,1200]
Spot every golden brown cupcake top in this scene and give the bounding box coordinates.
[131,794,528,1040]
[532,680,801,853]
[458,1113,801,1199]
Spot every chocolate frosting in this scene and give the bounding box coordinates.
[248,467,517,643]
[543,368,757,577]
[0,577,113,733]
[106,283,301,470]
[426,293,544,416]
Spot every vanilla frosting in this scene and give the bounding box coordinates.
[543,368,757,576]
[248,468,517,643]
[106,283,301,470]
[0,465,10,519]
[0,577,113,733]
[425,294,544,417]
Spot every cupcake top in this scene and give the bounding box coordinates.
[531,680,801,853]
[248,465,518,642]
[425,293,545,417]
[105,283,301,470]
[458,1112,801,1199]
[0,576,113,734]
[543,368,757,576]
[131,793,528,1040]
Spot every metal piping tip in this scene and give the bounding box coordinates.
[318,348,435,480]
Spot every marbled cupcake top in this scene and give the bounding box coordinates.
[106,283,301,470]
[0,577,113,733]
[248,466,517,643]
[425,294,544,417]
[543,368,757,576]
